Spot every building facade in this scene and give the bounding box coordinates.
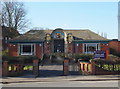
[8,28,110,59]
[109,39,120,55]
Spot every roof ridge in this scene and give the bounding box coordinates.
[29,29,90,31]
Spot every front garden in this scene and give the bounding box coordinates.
[2,51,120,76]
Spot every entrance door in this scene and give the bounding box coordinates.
[54,39,64,53]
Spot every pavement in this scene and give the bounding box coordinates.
[1,65,120,84]
[1,74,120,84]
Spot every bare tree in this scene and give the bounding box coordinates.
[0,1,29,31]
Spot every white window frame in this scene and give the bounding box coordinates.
[18,44,35,56]
[83,43,100,54]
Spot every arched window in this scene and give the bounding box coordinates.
[54,32,64,39]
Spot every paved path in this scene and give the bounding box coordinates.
[2,80,119,87]
[1,65,120,88]
[1,75,120,84]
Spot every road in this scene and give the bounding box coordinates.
[2,80,118,87]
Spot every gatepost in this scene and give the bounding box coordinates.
[2,61,8,76]
[63,58,69,76]
[33,59,39,77]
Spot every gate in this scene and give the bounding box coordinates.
[69,62,80,75]
[63,59,80,76]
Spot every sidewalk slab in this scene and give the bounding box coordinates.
[1,75,120,84]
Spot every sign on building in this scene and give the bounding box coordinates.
[94,50,106,59]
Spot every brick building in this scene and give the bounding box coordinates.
[109,39,120,55]
[8,28,110,59]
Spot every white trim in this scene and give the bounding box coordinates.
[83,43,100,54]
[18,43,35,56]
[33,44,35,55]
[18,43,20,56]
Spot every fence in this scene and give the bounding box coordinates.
[79,62,91,75]
[79,61,120,75]
[2,61,23,77]
[2,59,39,77]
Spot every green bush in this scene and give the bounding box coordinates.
[59,53,67,58]
[74,54,94,62]
[90,58,120,64]
[1,50,9,56]
[51,53,66,58]
[2,56,39,64]
[2,56,19,63]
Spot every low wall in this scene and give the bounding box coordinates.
[91,62,120,75]
[2,59,39,77]
[80,61,120,75]
[79,62,92,75]
[2,61,23,77]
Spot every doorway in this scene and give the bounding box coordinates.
[54,39,64,53]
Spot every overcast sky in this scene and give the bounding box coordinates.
[23,2,118,39]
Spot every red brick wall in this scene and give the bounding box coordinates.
[8,43,43,59]
[100,43,109,54]
[78,44,83,53]
[44,42,51,54]
[36,44,43,59]
[68,43,73,54]
[74,43,83,53]
[73,44,75,53]
[8,44,18,56]
[109,41,120,54]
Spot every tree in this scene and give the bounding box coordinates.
[0,1,29,32]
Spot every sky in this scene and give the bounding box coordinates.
[23,2,118,39]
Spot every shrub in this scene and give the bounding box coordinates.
[90,58,120,64]
[2,56,19,63]
[1,49,9,56]
[59,53,66,58]
[21,56,38,63]
[2,56,38,64]
[74,54,94,62]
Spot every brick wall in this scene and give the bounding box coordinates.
[78,44,83,53]
[79,62,120,75]
[36,44,43,59]
[44,42,51,54]
[8,44,18,56]
[73,43,83,53]
[109,41,120,54]
[68,42,73,54]
[100,43,109,54]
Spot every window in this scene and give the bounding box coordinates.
[19,44,35,55]
[84,43,100,54]
[54,32,64,38]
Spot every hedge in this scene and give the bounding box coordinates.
[74,54,94,62]
[90,58,120,64]
[2,56,39,64]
